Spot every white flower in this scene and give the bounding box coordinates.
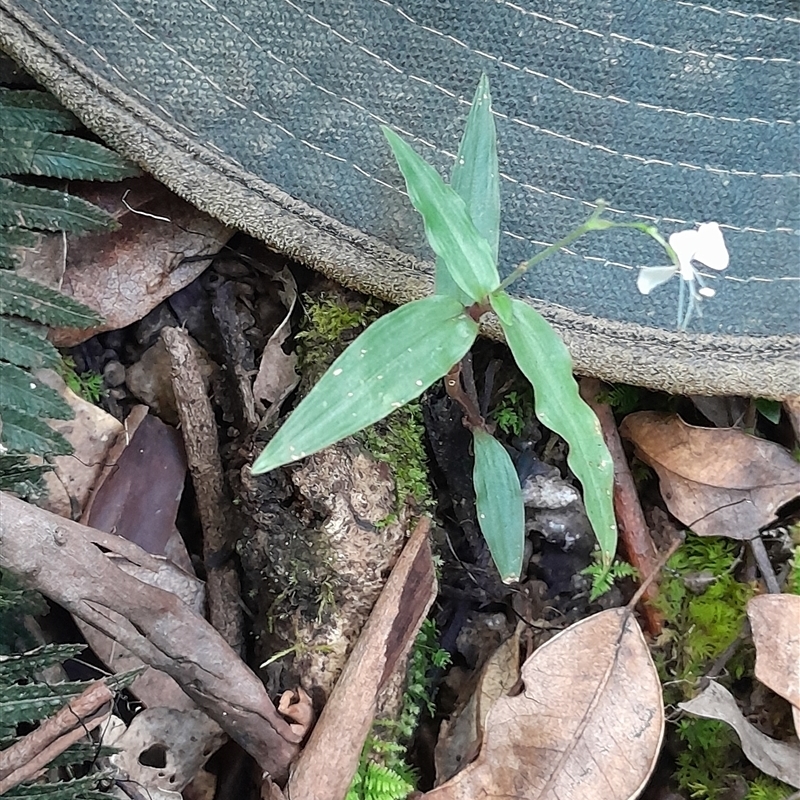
[637,222,729,327]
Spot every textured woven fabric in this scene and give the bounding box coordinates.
[1,0,798,395]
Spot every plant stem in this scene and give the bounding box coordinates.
[498,201,607,291]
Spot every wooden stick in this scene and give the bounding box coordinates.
[285,517,437,800]
[0,680,113,793]
[0,492,300,780]
[161,326,245,655]
[580,379,663,635]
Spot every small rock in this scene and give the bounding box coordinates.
[133,303,178,349]
[102,360,126,388]
[526,502,594,553]
[522,472,580,509]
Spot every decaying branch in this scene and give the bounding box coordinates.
[0,492,301,781]
[161,325,245,653]
[0,680,113,794]
[580,378,663,635]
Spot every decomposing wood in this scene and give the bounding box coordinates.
[285,517,437,800]
[0,492,301,781]
[161,325,245,655]
[785,395,800,446]
[579,378,662,635]
[0,680,113,794]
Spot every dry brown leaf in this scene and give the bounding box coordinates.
[679,681,800,787]
[109,708,226,795]
[620,412,800,539]
[435,626,521,784]
[25,178,232,346]
[748,594,800,714]
[424,608,663,800]
[253,267,299,420]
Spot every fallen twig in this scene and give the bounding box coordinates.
[0,680,113,794]
[580,378,663,635]
[0,492,301,781]
[161,325,245,654]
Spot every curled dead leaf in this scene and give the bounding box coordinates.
[620,412,800,539]
[679,681,800,787]
[748,593,800,736]
[424,608,663,800]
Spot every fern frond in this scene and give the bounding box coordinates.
[0,644,87,681]
[361,762,414,800]
[0,454,47,494]
[2,773,115,800]
[0,129,140,181]
[0,88,78,132]
[0,363,73,420]
[0,406,71,456]
[0,317,60,370]
[0,270,101,328]
[0,178,116,233]
[0,226,39,267]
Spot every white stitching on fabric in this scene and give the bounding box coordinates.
[670,0,800,25]
[34,0,800,273]
[494,0,800,65]
[375,0,795,126]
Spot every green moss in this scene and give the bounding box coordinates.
[360,403,433,511]
[654,534,753,694]
[787,541,800,595]
[490,388,533,436]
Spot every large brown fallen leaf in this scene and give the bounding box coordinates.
[748,594,800,737]
[18,177,231,347]
[423,608,663,800]
[679,681,800,787]
[620,412,800,538]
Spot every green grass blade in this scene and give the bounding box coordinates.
[436,73,500,304]
[252,295,478,474]
[493,292,617,563]
[383,127,499,303]
[472,428,525,583]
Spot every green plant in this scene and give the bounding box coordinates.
[655,534,753,692]
[583,559,638,601]
[58,356,105,404]
[347,619,450,800]
[0,87,134,494]
[252,74,706,585]
[491,389,532,436]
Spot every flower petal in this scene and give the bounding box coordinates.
[668,228,699,281]
[693,222,729,271]
[637,265,678,295]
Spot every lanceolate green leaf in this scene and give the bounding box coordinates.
[0,88,78,132]
[252,295,479,474]
[437,73,500,304]
[493,292,617,563]
[383,127,499,303]
[0,270,101,328]
[472,429,525,583]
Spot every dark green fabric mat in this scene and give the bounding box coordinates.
[1,0,797,396]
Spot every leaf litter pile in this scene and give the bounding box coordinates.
[1,81,800,800]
